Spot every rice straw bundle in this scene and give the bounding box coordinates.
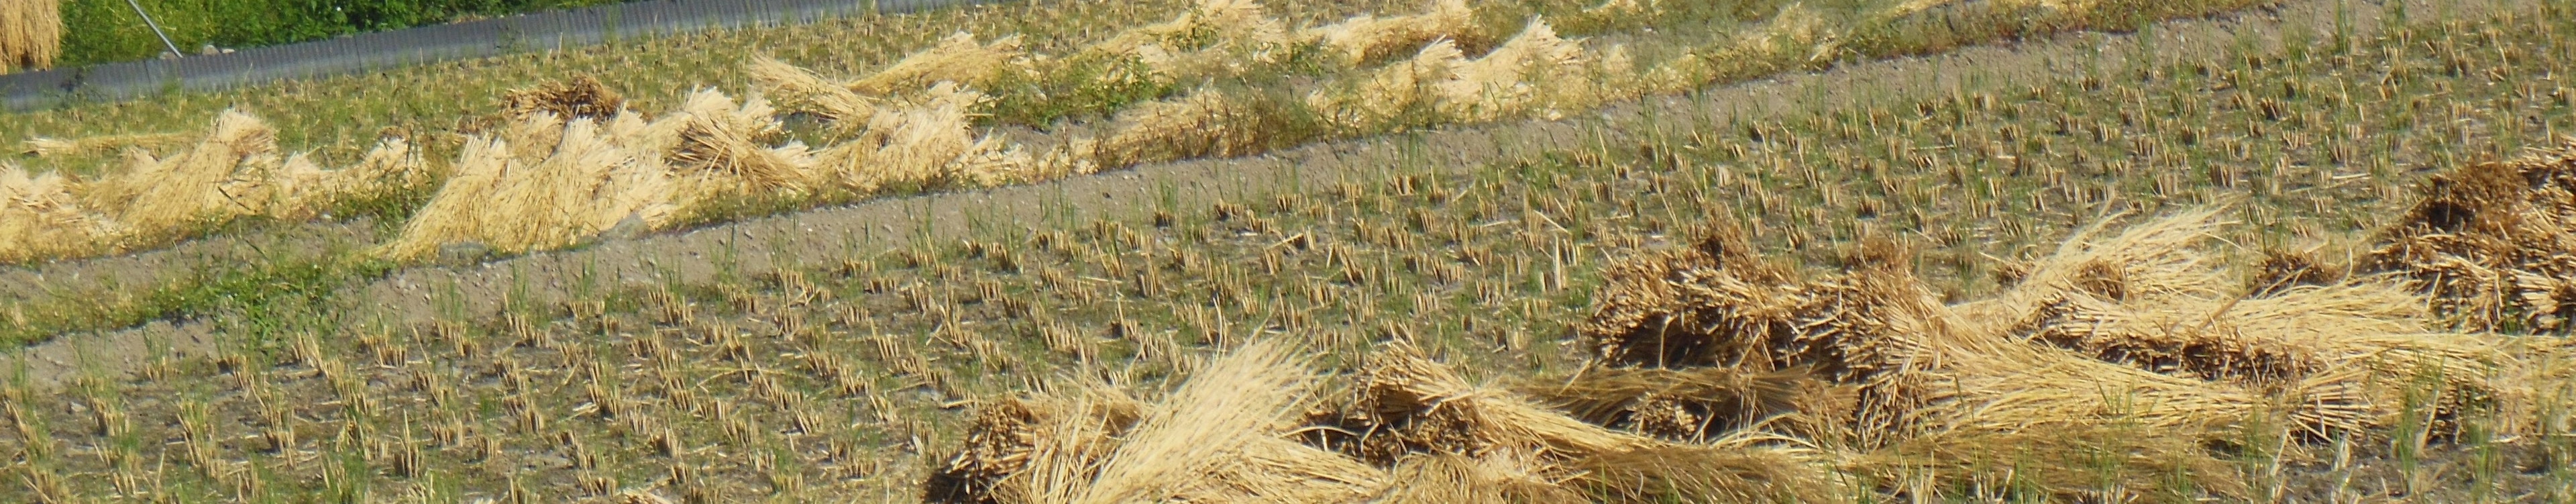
[1302,0,1483,62]
[1307,41,1463,131]
[1642,4,1835,95]
[1318,342,1664,464]
[659,88,815,198]
[2365,138,2576,332]
[500,75,627,122]
[1090,89,1284,169]
[1369,452,1585,503]
[0,0,58,74]
[749,56,881,122]
[1432,18,1586,121]
[1525,366,1810,442]
[1954,207,2235,325]
[932,340,1381,504]
[76,111,418,238]
[19,132,193,158]
[849,32,1031,95]
[80,111,295,234]
[383,87,816,260]
[812,83,1008,192]
[1081,0,1291,82]
[1311,342,1845,502]
[264,138,425,221]
[376,113,668,260]
[926,387,1145,503]
[0,164,123,262]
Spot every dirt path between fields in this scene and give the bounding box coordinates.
[3,0,2516,390]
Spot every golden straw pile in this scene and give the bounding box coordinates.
[7,0,1854,264]
[2366,137,2576,333]
[0,0,58,74]
[930,205,2547,502]
[0,111,421,262]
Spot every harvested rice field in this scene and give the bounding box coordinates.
[8,0,2576,501]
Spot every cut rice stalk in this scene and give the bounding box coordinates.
[850,32,1032,95]
[813,83,1004,192]
[1432,18,1587,121]
[0,164,125,262]
[1302,0,1485,62]
[749,56,882,123]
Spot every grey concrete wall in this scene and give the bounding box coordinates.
[0,0,999,111]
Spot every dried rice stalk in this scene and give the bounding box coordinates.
[1091,89,1283,169]
[660,88,815,198]
[1370,452,1585,503]
[0,0,58,73]
[1523,366,1809,442]
[1955,207,2234,325]
[1303,0,1483,62]
[2366,138,2576,332]
[1568,444,1845,503]
[502,76,627,122]
[1046,339,1316,504]
[1433,18,1586,121]
[0,164,124,262]
[266,138,425,221]
[934,340,1370,504]
[1851,423,2249,501]
[376,113,666,260]
[814,83,1011,192]
[849,32,1031,95]
[382,88,812,260]
[81,111,292,234]
[19,132,192,158]
[1082,0,1291,81]
[1315,342,1662,464]
[1313,342,1843,502]
[1643,3,1836,95]
[1307,41,1462,131]
[925,386,1144,504]
[749,56,881,122]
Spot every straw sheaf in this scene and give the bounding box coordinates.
[749,56,883,123]
[0,0,58,73]
[1525,366,1810,442]
[83,111,291,234]
[934,340,1376,504]
[1432,18,1587,121]
[1303,0,1485,63]
[814,83,1005,192]
[20,132,194,158]
[925,388,1144,504]
[1642,4,1835,95]
[1091,89,1281,169]
[1085,0,1291,81]
[0,165,125,262]
[1307,40,1464,131]
[850,32,1032,96]
[501,75,627,122]
[1311,342,1847,502]
[61,111,419,242]
[2366,138,2576,332]
[1318,342,1662,464]
[662,88,816,199]
[264,138,425,221]
[376,112,673,260]
[1369,452,1585,503]
[1954,207,2235,325]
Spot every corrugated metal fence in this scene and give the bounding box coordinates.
[0,0,1000,111]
